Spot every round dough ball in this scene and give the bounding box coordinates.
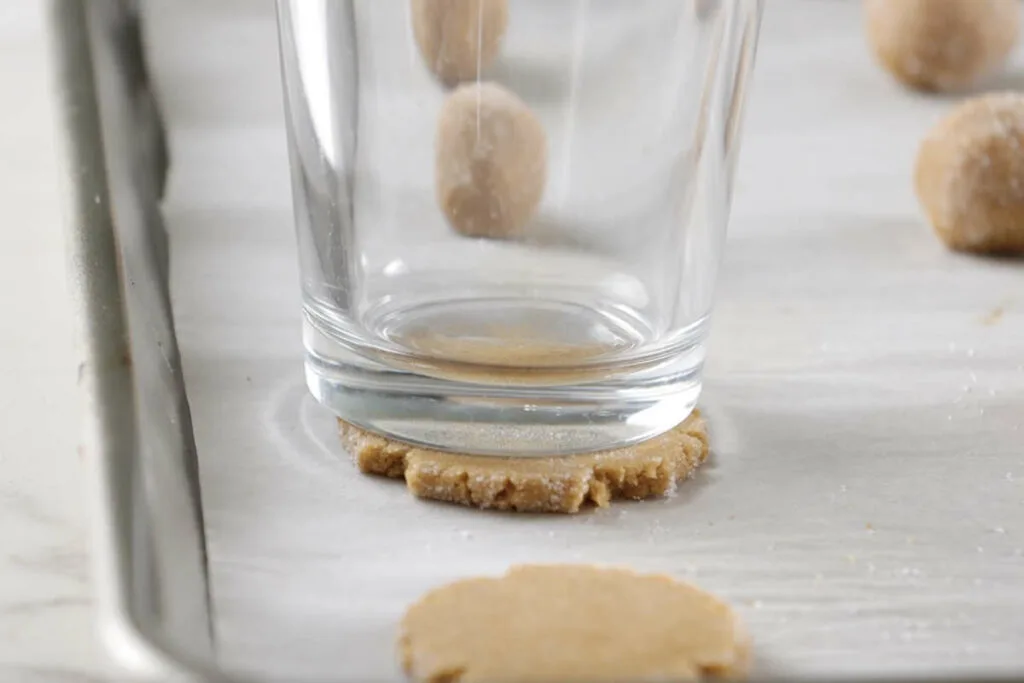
[435,82,547,239]
[411,0,509,86]
[864,0,1020,92]
[915,93,1024,254]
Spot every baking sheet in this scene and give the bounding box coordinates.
[150,1,1024,681]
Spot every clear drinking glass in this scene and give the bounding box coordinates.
[276,0,762,455]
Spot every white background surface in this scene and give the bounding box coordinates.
[157,1,1024,682]
[2,1,1024,682]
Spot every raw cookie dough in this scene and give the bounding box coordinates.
[915,92,1024,254]
[399,564,751,683]
[339,410,708,513]
[435,82,547,239]
[864,0,1020,92]
[411,0,509,86]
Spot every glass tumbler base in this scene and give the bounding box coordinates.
[304,318,703,457]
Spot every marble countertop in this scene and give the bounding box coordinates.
[0,4,120,682]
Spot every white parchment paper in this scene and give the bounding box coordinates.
[149,1,1024,680]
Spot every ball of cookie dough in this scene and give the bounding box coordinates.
[411,0,509,86]
[915,93,1024,254]
[435,82,547,239]
[864,0,1020,92]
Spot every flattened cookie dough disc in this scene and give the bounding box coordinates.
[338,411,708,514]
[400,565,751,683]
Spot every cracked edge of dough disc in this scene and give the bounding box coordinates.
[398,564,751,683]
[337,410,708,514]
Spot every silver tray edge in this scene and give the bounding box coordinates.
[50,1,227,680]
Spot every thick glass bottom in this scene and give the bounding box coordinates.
[304,313,704,457]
